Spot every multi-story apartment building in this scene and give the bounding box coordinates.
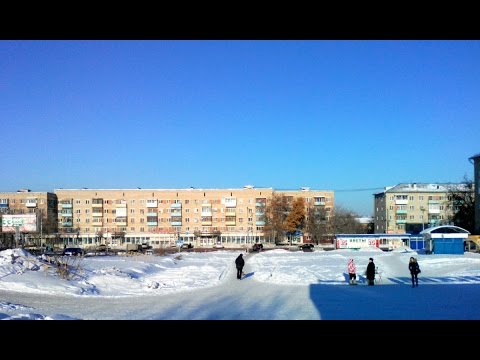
[373,183,472,234]
[469,153,480,234]
[0,189,58,247]
[54,186,334,248]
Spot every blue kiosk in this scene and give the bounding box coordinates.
[420,225,470,255]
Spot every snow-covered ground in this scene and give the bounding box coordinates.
[1,247,480,319]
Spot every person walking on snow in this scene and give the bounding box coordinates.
[366,258,376,286]
[409,257,421,287]
[235,253,245,279]
[347,258,357,284]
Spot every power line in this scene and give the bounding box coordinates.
[333,187,385,193]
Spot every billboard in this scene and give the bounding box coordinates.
[1,214,37,232]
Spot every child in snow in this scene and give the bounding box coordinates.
[347,258,356,284]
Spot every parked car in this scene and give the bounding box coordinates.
[251,243,264,252]
[181,243,194,249]
[96,244,111,252]
[300,243,314,252]
[63,247,84,256]
[213,241,224,249]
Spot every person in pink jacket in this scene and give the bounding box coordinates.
[348,258,357,285]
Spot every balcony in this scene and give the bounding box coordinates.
[171,221,182,226]
[147,211,158,217]
[147,221,158,226]
[314,201,325,206]
[201,221,212,226]
[146,200,158,208]
[171,203,182,209]
[225,221,236,226]
[224,201,236,208]
[61,203,72,209]
[26,200,37,208]
[395,210,407,214]
[396,219,407,224]
[201,211,212,216]
[395,199,408,205]
[92,212,103,217]
[256,220,265,226]
[62,221,73,227]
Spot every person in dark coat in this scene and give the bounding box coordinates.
[366,258,376,285]
[235,254,245,279]
[408,257,420,287]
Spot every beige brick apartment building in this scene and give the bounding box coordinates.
[0,190,58,247]
[54,187,333,249]
[373,183,471,234]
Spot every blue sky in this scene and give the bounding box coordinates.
[1,40,479,216]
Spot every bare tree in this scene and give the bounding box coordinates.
[331,205,363,234]
[306,205,329,244]
[446,177,475,233]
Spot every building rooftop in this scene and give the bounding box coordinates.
[374,183,471,195]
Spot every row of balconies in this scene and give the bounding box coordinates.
[395,209,441,214]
